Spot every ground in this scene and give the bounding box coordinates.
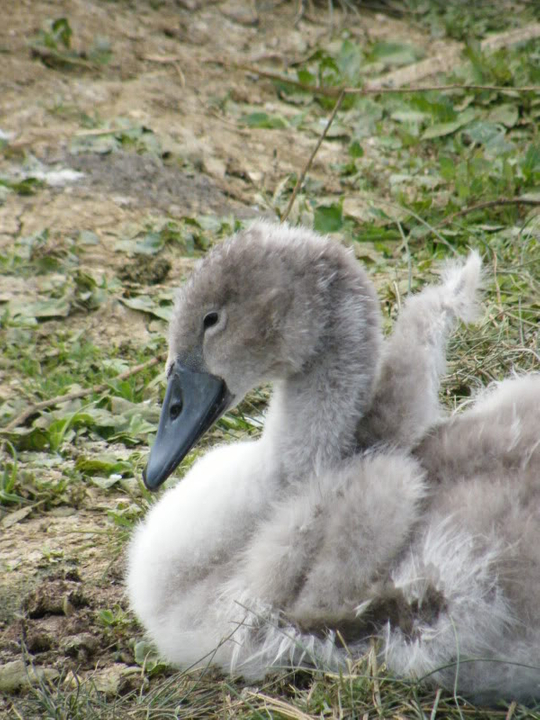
[1,0,539,718]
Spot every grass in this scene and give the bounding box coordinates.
[9,662,540,719]
[1,0,539,718]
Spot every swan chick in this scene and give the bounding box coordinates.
[127,222,540,704]
[143,220,382,489]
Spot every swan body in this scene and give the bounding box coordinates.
[127,221,540,703]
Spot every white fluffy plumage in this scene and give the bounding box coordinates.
[127,222,540,703]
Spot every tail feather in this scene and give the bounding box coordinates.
[440,250,482,323]
[357,252,482,449]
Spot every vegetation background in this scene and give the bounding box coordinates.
[1,0,539,717]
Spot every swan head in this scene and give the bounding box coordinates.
[143,221,381,489]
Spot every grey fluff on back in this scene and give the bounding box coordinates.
[127,221,540,704]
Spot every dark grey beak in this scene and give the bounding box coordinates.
[143,362,231,490]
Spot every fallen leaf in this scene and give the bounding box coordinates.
[1,505,34,529]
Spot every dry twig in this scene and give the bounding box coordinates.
[211,60,540,99]
[368,22,540,90]
[281,90,345,223]
[2,353,167,433]
[142,53,186,86]
[440,197,540,226]
[30,44,98,70]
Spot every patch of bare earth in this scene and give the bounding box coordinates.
[0,0,464,713]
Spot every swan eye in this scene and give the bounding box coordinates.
[203,311,219,330]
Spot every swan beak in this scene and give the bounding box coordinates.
[143,363,230,490]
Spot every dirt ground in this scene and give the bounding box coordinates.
[0,0,445,347]
[1,0,538,716]
[0,0,423,706]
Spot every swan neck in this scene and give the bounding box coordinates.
[263,322,380,483]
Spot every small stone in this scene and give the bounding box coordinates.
[64,633,99,659]
[220,1,259,26]
[176,0,201,9]
[63,670,81,689]
[0,660,59,694]
[0,661,26,694]
[118,665,144,694]
[90,663,129,696]
[24,580,89,618]
[26,631,54,653]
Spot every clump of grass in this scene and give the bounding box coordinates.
[7,654,539,719]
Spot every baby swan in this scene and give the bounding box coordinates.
[127,221,540,704]
[143,220,383,489]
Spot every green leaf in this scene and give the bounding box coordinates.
[99,609,115,626]
[487,104,519,128]
[1,506,34,529]
[89,35,112,66]
[241,112,288,129]
[522,144,540,184]
[4,427,49,452]
[114,231,165,257]
[370,41,423,67]
[464,121,508,150]
[75,456,132,477]
[317,53,341,87]
[411,94,456,122]
[134,640,154,665]
[70,133,119,155]
[78,230,99,246]
[120,296,173,322]
[9,297,71,320]
[72,408,118,428]
[423,120,464,140]
[422,108,477,139]
[391,109,428,125]
[134,232,164,256]
[45,417,73,452]
[350,98,384,139]
[51,18,72,49]
[439,156,455,181]
[296,68,316,86]
[0,177,45,196]
[136,129,161,155]
[336,40,364,85]
[134,640,167,674]
[314,203,343,233]
[348,141,364,158]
